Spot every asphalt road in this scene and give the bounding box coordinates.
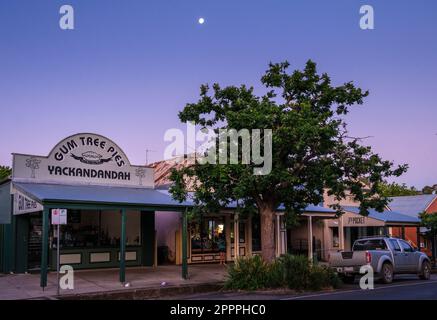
[167,274,437,300]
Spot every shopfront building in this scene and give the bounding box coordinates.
[288,206,421,262]
[0,133,193,288]
[3,132,419,288]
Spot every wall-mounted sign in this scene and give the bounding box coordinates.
[12,133,153,188]
[347,216,366,225]
[52,209,67,225]
[13,189,43,215]
[327,211,385,228]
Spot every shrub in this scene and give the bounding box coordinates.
[265,259,285,288]
[224,255,270,290]
[325,267,342,289]
[224,254,341,292]
[308,265,342,291]
[280,254,311,290]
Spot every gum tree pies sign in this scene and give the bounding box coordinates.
[12,133,153,188]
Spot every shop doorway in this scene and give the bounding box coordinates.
[28,213,43,271]
[231,219,247,257]
[189,216,226,263]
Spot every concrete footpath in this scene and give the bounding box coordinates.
[0,265,226,300]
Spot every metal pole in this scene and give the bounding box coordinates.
[40,207,49,289]
[182,210,188,280]
[338,215,345,250]
[119,209,126,283]
[57,224,60,296]
[234,214,239,260]
[275,213,281,257]
[308,215,313,262]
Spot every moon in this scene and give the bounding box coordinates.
[198,17,205,25]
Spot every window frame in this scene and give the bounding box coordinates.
[399,240,414,253]
[389,239,401,252]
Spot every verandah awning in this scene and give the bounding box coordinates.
[13,182,194,210]
[343,206,420,225]
[13,181,336,214]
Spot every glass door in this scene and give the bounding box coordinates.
[27,212,43,270]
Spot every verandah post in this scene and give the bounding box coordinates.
[120,208,126,283]
[40,206,49,289]
[182,209,188,280]
[307,215,313,263]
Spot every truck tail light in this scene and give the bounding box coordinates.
[366,251,372,264]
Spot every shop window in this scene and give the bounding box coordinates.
[239,222,246,243]
[251,216,261,252]
[190,217,226,254]
[53,210,141,249]
[332,227,339,248]
[230,220,246,244]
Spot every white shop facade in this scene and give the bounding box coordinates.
[0,133,195,287]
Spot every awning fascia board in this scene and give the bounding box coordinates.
[42,200,189,212]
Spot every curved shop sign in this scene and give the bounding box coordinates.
[12,133,153,188]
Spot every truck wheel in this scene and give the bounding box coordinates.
[419,261,431,280]
[341,275,355,284]
[380,263,394,284]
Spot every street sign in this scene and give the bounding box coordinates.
[51,208,67,296]
[52,209,67,225]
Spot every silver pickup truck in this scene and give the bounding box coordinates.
[329,236,431,284]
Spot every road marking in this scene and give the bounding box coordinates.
[281,279,437,300]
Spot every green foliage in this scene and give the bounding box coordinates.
[280,254,310,290]
[224,255,270,290]
[420,212,437,235]
[170,60,407,260]
[0,166,11,181]
[265,259,285,288]
[378,181,420,197]
[225,254,341,291]
[422,185,437,195]
[308,265,342,291]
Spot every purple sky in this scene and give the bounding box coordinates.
[0,0,436,188]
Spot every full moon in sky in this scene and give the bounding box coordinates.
[198,17,205,24]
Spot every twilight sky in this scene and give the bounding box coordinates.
[0,0,436,188]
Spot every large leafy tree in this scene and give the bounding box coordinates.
[421,212,437,235]
[378,181,420,197]
[0,165,11,181]
[422,185,437,195]
[420,212,437,257]
[169,60,407,261]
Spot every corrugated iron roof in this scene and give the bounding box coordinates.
[387,194,437,217]
[14,182,193,209]
[343,206,420,224]
[15,182,334,214]
[156,189,335,213]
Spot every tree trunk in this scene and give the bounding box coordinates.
[260,206,276,262]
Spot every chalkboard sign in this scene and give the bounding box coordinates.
[68,210,81,223]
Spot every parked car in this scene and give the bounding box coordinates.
[329,236,431,284]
